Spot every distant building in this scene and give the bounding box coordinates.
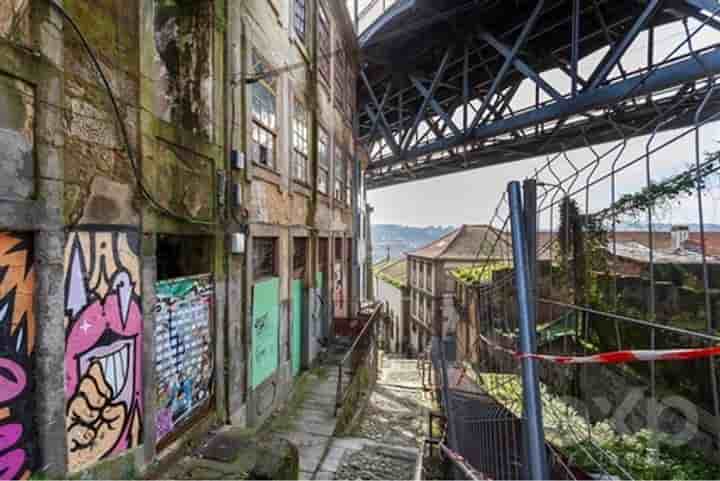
[373,259,409,354]
[406,225,512,354]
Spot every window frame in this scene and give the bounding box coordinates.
[250,49,278,171]
[317,3,331,87]
[293,0,307,45]
[292,97,309,184]
[318,126,330,195]
[334,142,345,202]
[253,237,278,280]
[345,152,352,207]
[293,237,308,279]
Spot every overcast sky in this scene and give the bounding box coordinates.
[368,123,720,227]
[361,10,720,228]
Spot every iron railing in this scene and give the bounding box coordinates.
[334,303,382,418]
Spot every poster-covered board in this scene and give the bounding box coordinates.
[154,274,214,443]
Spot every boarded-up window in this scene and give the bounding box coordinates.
[253,237,277,280]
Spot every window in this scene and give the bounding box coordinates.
[345,154,352,206]
[345,58,356,120]
[251,50,277,170]
[294,0,307,44]
[293,237,307,279]
[334,144,344,202]
[426,265,432,291]
[253,237,277,280]
[334,37,346,108]
[318,127,329,194]
[419,263,424,289]
[412,262,417,286]
[293,99,308,183]
[318,4,330,86]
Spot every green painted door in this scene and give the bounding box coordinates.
[252,278,280,388]
[291,279,303,376]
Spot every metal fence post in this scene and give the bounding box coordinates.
[435,335,460,480]
[508,181,549,480]
[523,179,538,352]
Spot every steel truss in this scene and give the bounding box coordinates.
[358,0,720,189]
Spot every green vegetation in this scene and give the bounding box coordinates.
[478,372,720,480]
[453,262,512,286]
[373,261,407,289]
[268,366,328,432]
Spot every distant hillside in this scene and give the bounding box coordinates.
[372,224,456,262]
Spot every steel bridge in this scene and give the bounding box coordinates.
[357,0,720,190]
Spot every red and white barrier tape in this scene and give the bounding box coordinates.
[476,334,720,365]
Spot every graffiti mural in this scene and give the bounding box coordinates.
[154,275,213,442]
[0,233,36,480]
[251,278,279,389]
[64,231,143,472]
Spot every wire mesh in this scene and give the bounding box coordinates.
[450,15,720,480]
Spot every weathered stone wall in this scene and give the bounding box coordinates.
[0,0,360,476]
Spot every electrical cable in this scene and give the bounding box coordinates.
[46,0,217,226]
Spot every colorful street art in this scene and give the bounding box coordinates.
[64,231,143,472]
[154,275,213,443]
[291,280,302,376]
[0,233,36,480]
[251,278,279,389]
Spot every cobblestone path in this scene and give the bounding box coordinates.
[315,355,432,480]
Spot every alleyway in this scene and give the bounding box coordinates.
[312,355,432,480]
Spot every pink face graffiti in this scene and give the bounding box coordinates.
[0,359,26,481]
[64,233,143,471]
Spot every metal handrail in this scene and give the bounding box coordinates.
[335,303,383,416]
[340,303,383,366]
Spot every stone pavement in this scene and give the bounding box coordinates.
[271,366,342,479]
[314,356,432,480]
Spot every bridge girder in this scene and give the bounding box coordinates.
[358,0,720,189]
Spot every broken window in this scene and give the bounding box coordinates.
[318,3,330,87]
[253,237,278,280]
[334,143,344,202]
[293,98,308,183]
[294,0,307,44]
[318,127,329,194]
[251,50,277,170]
[319,238,329,274]
[335,237,343,261]
[293,237,307,279]
[157,235,212,281]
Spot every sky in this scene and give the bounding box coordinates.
[361,10,720,229]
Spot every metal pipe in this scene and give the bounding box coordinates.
[508,181,549,480]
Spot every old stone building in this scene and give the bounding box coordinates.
[405,225,511,354]
[0,0,363,478]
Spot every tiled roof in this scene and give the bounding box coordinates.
[409,225,512,261]
[374,258,408,285]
